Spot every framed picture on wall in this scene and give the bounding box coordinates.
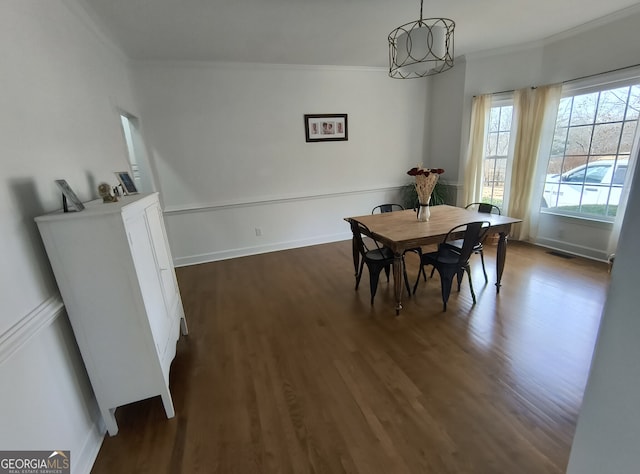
[304,114,348,142]
[55,179,85,212]
[115,171,138,195]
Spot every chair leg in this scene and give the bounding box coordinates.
[368,264,384,305]
[456,269,464,292]
[437,268,456,312]
[417,248,427,281]
[413,263,430,294]
[479,250,488,283]
[355,259,365,290]
[464,264,477,304]
[418,265,427,282]
[384,264,390,282]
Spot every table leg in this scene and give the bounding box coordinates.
[495,232,508,293]
[393,254,404,315]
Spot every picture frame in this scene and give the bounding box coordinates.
[115,171,138,195]
[55,179,85,212]
[304,114,348,142]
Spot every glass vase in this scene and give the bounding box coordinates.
[417,199,431,222]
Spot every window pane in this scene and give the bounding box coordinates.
[556,97,573,127]
[584,164,610,184]
[596,87,629,123]
[569,93,598,126]
[551,126,568,155]
[562,157,587,174]
[546,155,564,175]
[620,121,637,153]
[499,107,513,130]
[612,165,627,185]
[563,165,587,182]
[591,123,623,155]
[565,126,592,155]
[496,132,510,156]
[488,108,501,132]
[482,157,506,207]
[486,132,498,156]
[628,86,640,120]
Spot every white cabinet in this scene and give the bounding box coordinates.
[35,192,188,436]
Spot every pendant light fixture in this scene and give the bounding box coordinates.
[388,0,455,79]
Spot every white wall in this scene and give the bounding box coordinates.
[431,5,640,260]
[0,0,139,471]
[566,124,640,473]
[132,62,428,264]
[428,57,467,183]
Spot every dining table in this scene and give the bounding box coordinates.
[345,205,522,315]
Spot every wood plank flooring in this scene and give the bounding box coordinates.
[91,240,608,473]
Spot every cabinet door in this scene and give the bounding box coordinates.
[144,203,178,315]
[126,213,172,357]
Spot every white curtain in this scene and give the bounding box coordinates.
[508,84,562,241]
[462,94,491,205]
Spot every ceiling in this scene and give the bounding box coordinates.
[80,0,640,67]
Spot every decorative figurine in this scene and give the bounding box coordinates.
[98,182,118,203]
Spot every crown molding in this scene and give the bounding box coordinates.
[465,3,640,61]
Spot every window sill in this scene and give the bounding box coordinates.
[539,209,615,226]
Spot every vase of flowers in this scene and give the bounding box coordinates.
[407,166,445,221]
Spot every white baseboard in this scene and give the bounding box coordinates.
[174,231,351,266]
[534,237,609,262]
[74,420,106,474]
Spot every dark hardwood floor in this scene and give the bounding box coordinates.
[91,240,608,473]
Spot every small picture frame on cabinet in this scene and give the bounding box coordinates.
[115,171,138,195]
[55,179,85,212]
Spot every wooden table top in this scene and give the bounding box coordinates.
[345,205,522,252]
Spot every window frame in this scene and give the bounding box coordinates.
[482,95,515,212]
[540,74,640,222]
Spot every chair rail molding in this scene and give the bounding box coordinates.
[164,185,404,215]
[0,295,64,365]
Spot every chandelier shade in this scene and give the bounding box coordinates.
[388,11,455,79]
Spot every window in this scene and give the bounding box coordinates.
[483,103,513,208]
[541,82,640,220]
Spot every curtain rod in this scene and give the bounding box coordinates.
[474,62,640,98]
[564,62,640,85]
[474,86,533,98]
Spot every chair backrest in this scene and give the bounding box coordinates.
[350,221,386,257]
[443,221,492,264]
[465,202,501,215]
[372,203,404,214]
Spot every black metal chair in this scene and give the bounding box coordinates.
[466,203,501,215]
[414,221,491,311]
[350,221,411,304]
[465,203,500,282]
[371,203,405,214]
[443,203,501,282]
[371,203,426,284]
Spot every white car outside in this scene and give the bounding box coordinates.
[542,159,628,209]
